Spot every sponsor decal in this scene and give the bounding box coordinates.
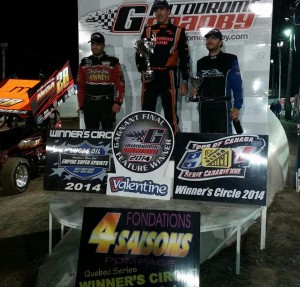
[18,136,43,149]
[0,98,23,107]
[36,79,55,102]
[30,62,75,124]
[0,108,29,115]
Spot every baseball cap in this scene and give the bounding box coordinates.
[152,0,170,10]
[204,29,223,40]
[88,32,105,44]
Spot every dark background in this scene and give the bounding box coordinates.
[0,0,79,79]
[271,0,300,97]
[0,0,299,96]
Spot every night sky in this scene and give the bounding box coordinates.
[271,0,300,96]
[0,0,78,79]
[0,0,299,95]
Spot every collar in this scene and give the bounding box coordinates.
[92,51,106,59]
[209,50,222,59]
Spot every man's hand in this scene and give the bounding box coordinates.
[141,71,152,84]
[112,103,121,113]
[77,108,83,116]
[180,81,188,96]
[230,108,240,120]
[191,87,199,96]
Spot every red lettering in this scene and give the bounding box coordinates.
[178,16,199,30]
[122,148,158,154]
[196,15,217,30]
[234,13,255,29]
[112,4,256,33]
[216,14,235,29]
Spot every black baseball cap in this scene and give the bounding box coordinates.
[204,29,223,40]
[152,0,170,10]
[88,32,105,44]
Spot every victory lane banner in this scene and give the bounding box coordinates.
[173,133,268,206]
[44,129,114,193]
[75,207,200,287]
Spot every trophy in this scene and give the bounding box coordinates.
[133,37,156,82]
[188,75,203,102]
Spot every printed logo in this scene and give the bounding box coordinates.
[177,135,266,181]
[61,141,109,179]
[109,176,168,196]
[48,140,111,181]
[201,69,224,78]
[79,1,257,34]
[112,111,174,173]
[201,148,232,168]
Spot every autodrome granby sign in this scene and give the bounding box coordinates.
[80,1,258,34]
[78,0,273,133]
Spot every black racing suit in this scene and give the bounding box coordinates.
[135,22,190,135]
[77,52,125,130]
[196,51,243,133]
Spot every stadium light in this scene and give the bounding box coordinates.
[277,41,284,100]
[270,59,275,97]
[284,28,293,107]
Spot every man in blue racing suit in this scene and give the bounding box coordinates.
[192,29,243,133]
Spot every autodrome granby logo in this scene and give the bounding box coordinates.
[79,0,257,34]
[112,111,174,174]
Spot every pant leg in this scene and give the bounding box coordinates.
[141,80,159,112]
[100,100,115,131]
[83,99,101,129]
[159,70,179,135]
[199,102,229,133]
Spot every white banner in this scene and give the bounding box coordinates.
[77,0,273,133]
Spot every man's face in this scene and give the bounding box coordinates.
[205,36,222,53]
[154,7,170,24]
[91,42,105,56]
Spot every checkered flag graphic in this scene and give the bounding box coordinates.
[126,130,147,143]
[81,6,118,31]
[97,10,117,31]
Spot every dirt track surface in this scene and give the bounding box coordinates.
[0,118,300,287]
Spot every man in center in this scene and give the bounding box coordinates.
[135,0,190,136]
